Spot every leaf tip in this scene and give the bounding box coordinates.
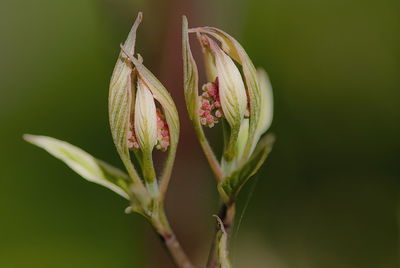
[23,133,36,144]
[182,15,188,26]
[213,214,226,233]
[137,11,143,21]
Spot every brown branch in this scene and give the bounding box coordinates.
[152,206,196,268]
[159,230,195,268]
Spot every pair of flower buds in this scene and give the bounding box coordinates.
[20,14,274,268]
[108,13,274,207]
[23,12,274,268]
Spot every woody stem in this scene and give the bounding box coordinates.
[152,204,195,268]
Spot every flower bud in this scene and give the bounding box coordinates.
[134,78,158,151]
[183,17,275,202]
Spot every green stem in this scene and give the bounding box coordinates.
[194,122,223,181]
[142,149,159,197]
[199,138,223,181]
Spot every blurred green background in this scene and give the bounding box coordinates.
[1,0,399,267]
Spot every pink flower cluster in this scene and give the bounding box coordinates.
[127,122,140,150]
[199,78,223,128]
[155,108,170,151]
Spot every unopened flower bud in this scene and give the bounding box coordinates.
[183,17,275,201]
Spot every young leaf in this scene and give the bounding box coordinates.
[24,134,131,199]
[214,216,232,268]
[218,134,275,202]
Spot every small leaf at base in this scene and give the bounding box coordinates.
[218,134,275,202]
[24,134,131,199]
[214,215,232,268]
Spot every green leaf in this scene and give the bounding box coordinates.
[24,134,131,199]
[214,216,232,268]
[218,134,275,202]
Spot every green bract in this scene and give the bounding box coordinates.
[182,16,223,181]
[109,12,143,184]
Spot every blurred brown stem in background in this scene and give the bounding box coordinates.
[147,0,208,267]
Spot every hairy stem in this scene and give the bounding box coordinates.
[206,203,236,268]
[152,206,195,268]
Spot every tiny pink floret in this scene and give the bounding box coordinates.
[127,123,140,150]
[199,78,224,128]
[155,108,170,152]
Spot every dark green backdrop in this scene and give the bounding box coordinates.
[1,0,399,267]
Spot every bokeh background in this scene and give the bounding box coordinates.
[1,0,399,267]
